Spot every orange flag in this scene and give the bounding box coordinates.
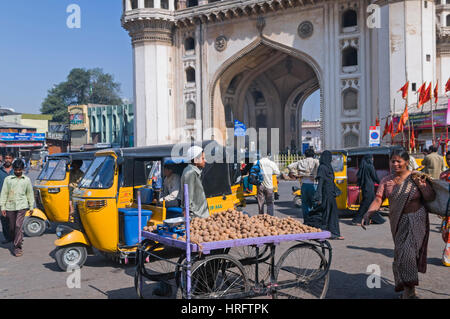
[417,82,426,108]
[434,81,439,104]
[382,118,390,139]
[418,82,432,108]
[375,117,380,127]
[410,125,415,150]
[398,81,409,99]
[397,104,409,133]
[446,78,450,92]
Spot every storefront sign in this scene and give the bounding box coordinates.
[70,113,84,125]
[393,109,448,129]
[0,133,45,141]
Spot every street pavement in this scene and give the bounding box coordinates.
[0,174,448,299]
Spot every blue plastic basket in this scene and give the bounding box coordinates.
[119,208,153,246]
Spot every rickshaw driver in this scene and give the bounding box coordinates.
[179,146,209,219]
[159,164,181,207]
[68,160,85,221]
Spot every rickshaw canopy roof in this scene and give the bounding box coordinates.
[47,151,97,163]
[330,145,405,157]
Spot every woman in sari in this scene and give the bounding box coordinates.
[363,149,435,299]
[313,150,343,240]
[438,150,450,267]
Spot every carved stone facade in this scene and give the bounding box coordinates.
[122,0,447,150]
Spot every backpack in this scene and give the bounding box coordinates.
[249,161,264,186]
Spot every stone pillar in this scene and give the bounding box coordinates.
[169,0,175,10]
[199,0,208,5]
[155,0,161,9]
[125,0,131,11]
[124,19,175,146]
[138,0,144,8]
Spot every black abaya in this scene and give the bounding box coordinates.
[313,151,342,237]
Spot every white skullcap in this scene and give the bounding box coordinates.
[186,145,203,160]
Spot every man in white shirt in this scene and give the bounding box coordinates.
[257,155,280,216]
[288,148,319,221]
[159,164,181,207]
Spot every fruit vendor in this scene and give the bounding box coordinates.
[179,145,209,219]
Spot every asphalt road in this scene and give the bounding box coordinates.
[0,173,448,299]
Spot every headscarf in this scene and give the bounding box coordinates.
[357,154,374,187]
[317,150,334,180]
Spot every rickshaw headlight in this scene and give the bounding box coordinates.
[86,200,106,209]
[56,225,73,238]
[335,180,345,184]
[48,188,60,194]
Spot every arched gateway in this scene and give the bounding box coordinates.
[122,0,442,151]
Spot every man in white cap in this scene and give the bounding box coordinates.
[178,145,209,219]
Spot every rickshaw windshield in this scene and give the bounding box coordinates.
[331,154,344,172]
[79,156,115,189]
[37,159,68,181]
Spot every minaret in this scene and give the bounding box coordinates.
[121,0,176,146]
[436,0,450,95]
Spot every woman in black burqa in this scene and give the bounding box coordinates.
[352,155,386,226]
[313,151,344,240]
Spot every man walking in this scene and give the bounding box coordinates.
[0,153,15,244]
[422,145,445,179]
[257,155,280,216]
[288,148,319,221]
[0,160,34,257]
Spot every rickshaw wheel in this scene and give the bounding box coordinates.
[294,196,302,208]
[23,217,46,237]
[273,243,329,299]
[55,245,88,272]
[176,254,249,299]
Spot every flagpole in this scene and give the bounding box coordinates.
[407,94,411,153]
[431,82,436,144]
[393,99,396,146]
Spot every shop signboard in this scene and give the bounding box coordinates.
[393,109,448,129]
[0,133,45,141]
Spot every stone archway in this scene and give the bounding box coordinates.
[209,37,323,151]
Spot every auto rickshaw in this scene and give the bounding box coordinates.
[330,145,405,214]
[27,152,95,237]
[53,141,245,271]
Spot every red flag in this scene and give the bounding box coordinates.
[397,104,409,133]
[419,83,432,108]
[410,125,415,150]
[382,118,390,139]
[446,78,450,92]
[434,81,439,104]
[375,117,380,127]
[398,81,409,99]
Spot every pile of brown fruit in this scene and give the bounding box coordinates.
[151,209,321,243]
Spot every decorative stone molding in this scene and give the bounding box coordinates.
[341,78,359,90]
[338,1,359,13]
[215,35,228,52]
[341,122,360,135]
[297,21,314,39]
[256,16,266,35]
[183,60,196,68]
[123,19,175,44]
[340,38,359,50]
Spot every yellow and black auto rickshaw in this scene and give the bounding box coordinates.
[53,141,245,271]
[330,145,405,214]
[26,152,95,237]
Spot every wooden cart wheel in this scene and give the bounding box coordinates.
[273,243,329,299]
[177,254,249,299]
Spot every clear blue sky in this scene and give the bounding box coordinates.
[0,0,320,120]
[0,0,133,114]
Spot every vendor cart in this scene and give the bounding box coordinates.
[134,185,332,299]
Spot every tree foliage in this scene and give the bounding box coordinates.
[41,68,123,122]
